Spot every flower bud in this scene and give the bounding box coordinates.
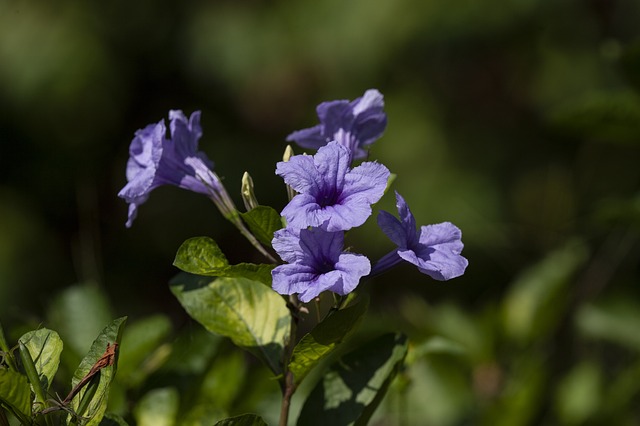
[241,171,259,211]
[282,145,297,201]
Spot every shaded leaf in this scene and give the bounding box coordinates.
[170,273,290,375]
[69,317,127,426]
[576,300,640,352]
[214,413,268,426]
[47,283,112,358]
[99,412,130,426]
[240,205,284,246]
[199,351,247,410]
[18,328,63,395]
[289,297,369,386]
[118,315,172,386]
[0,368,32,420]
[502,240,588,343]
[548,91,640,145]
[555,362,601,425]
[297,333,408,426]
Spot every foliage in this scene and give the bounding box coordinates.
[2,0,640,424]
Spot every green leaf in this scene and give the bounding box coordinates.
[69,317,127,426]
[555,362,602,425]
[576,299,640,352]
[547,91,640,145]
[174,237,229,275]
[214,413,268,426]
[240,205,284,246]
[170,273,290,375]
[173,237,274,285]
[297,333,409,426]
[0,368,32,420]
[198,351,247,410]
[502,240,588,344]
[47,283,112,359]
[224,263,274,286]
[133,387,179,426]
[289,297,369,386]
[117,315,172,386]
[18,328,63,396]
[99,412,130,426]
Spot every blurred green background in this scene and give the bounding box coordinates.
[1,0,640,424]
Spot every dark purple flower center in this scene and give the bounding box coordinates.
[317,187,340,207]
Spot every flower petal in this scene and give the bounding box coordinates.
[314,142,351,193]
[316,100,354,137]
[276,154,321,194]
[377,210,408,248]
[393,192,418,247]
[286,125,326,150]
[272,263,319,296]
[342,161,390,205]
[397,222,468,280]
[351,89,384,115]
[330,253,371,295]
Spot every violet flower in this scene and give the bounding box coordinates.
[372,192,468,280]
[119,110,234,227]
[286,89,387,161]
[276,141,390,232]
[271,227,371,303]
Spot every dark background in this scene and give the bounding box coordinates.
[2,0,640,424]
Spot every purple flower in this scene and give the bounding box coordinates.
[118,110,227,227]
[276,141,390,232]
[286,89,387,160]
[271,227,371,302]
[372,192,468,280]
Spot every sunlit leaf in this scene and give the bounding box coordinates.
[170,273,290,375]
[69,317,127,426]
[134,387,179,426]
[225,263,274,286]
[241,205,284,246]
[174,237,274,285]
[297,333,408,426]
[174,237,229,275]
[18,328,63,395]
[289,297,369,386]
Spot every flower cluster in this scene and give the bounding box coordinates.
[120,90,468,303]
[271,90,468,302]
[118,110,234,228]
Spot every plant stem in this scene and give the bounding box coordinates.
[228,212,278,263]
[279,295,300,426]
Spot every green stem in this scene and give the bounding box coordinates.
[279,295,300,426]
[228,212,278,263]
[0,323,17,372]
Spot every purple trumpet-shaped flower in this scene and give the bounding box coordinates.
[271,227,371,303]
[372,192,468,280]
[119,110,232,227]
[276,141,390,232]
[286,89,387,161]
